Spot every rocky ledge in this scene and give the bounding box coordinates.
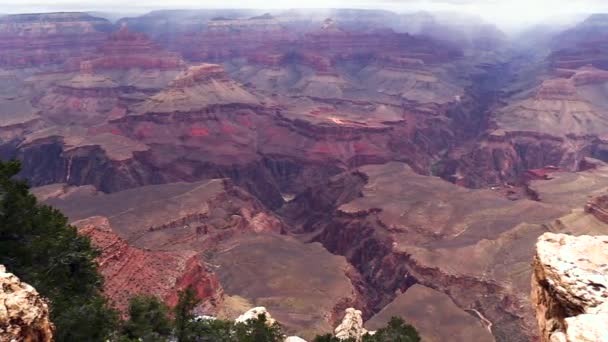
[0,265,54,342]
[532,233,608,342]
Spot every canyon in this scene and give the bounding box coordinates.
[0,8,608,341]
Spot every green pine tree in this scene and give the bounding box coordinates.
[0,160,117,341]
[120,295,172,342]
[174,287,199,342]
[362,317,420,342]
[233,313,283,342]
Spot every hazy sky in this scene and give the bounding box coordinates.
[1,0,607,30]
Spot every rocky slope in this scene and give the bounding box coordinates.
[73,216,223,314]
[0,265,54,342]
[280,160,608,341]
[35,179,364,338]
[532,233,608,342]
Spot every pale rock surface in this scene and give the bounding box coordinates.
[0,265,54,342]
[284,336,307,342]
[532,233,608,342]
[235,306,277,326]
[334,308,373,341]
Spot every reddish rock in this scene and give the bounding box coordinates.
[74,216,223,314]
[79,25,185,72]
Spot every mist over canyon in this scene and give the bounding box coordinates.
[1,4,608,341]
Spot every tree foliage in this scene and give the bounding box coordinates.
[119,295,172,342]
[233,313,283,342]
[313,317,420,342]
[313,334,354,342]
[362,317,420,342]
[173,286,283,342]
[0,160,117,341]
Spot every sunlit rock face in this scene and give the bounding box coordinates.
[0,265,54,342]
[532,233,608,342]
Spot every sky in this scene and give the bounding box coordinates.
[1,0,607,31]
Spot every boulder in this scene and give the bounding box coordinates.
[235,306,277,326]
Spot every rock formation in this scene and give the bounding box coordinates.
[0,13,111,68]
[532,233,608,342]
[334,308,373,341]
[73,216,223,314]
[445,14,608,189]
[0,265,54,342]
[585,195,608,224]
[284,337,307,342]
[235,307,277,325]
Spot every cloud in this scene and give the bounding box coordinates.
[1,0,607,31]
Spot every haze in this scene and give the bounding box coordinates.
[3,0,608,32]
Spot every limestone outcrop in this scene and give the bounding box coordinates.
[235,306,277,325]
[284,336,307,342]
[334,308,373,341]
[0,265,54,342]
[532,233,608,342]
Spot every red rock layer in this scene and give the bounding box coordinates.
[75,216,223,314]
[71,25,185,72]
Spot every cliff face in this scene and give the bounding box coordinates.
[0,265,54,342]
[0,13,112,68]
[73,216,224,314]
[532,233,608,342]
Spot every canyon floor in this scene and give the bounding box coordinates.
[2,8,608,341]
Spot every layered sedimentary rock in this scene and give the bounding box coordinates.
[532,233,608,342]
[0,265,54,342]
[0,13,112,68]
[280,162,583,341]
[586,194,608,224]
[73,216,223,313]
[37,179,364,338]
[551,14,608,70]
[6,9,603,341]
[171,14,291,62]
[11,26,190,193]
[447,15,608,188]
[80,24,184,72]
